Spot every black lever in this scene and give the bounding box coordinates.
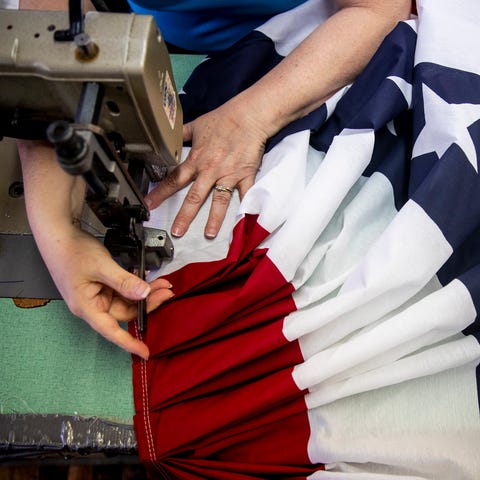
[54,0,84,41]
[54,0,99,60]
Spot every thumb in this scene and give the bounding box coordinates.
[99,260,151,301]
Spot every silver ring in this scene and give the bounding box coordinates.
[214,185,234,194]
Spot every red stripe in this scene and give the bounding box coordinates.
[131,215,324,478]
[159,458,320,480]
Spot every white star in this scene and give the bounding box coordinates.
[413,84,480,172]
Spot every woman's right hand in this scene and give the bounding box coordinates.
[43,224,174,360]
[18,139,173,360]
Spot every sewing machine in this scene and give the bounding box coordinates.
[0,7,203,461]
[0,8,183,317]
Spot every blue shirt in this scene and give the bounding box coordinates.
[127,0,308,52]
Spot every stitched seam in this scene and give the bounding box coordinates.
[135,323,170,478]
[135,323,156,465]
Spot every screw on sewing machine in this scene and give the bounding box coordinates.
[74,33,99,62]
[8,182,24,199]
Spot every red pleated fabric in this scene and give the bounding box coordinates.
[131,215,323,479]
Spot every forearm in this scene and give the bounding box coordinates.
[232,0,411,137]
[18,140,86,247]
[18,0,94,249]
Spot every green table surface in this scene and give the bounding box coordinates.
[0,54,202,425]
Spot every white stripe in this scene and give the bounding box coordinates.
[415,0,480,75]
[288,172,397,309]
[239,131,311,232]
[310,471,427,479]
[256,0,337,56]
[292,278,477,392]
[266,128,376,281]
[306,361,480,479]
[284,201,453,344]
[305,334,480,408]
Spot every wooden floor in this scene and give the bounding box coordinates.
[0,463,150,480]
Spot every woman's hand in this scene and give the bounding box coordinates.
[18,139,173,360]
[145,98,269,239]
[44,225,174,360]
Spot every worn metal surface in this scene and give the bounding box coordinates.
[0,414,137,460]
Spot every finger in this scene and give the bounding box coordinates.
[236,174,256,201]
[146,287,175,313]
[149,277,173,290]
[145,162,196,211]
[86,311,150,360]
[145,277,174,312]
[112,286,174,320]
[171,176,216,237]
[110,278,174,321]
[97,258,151,301]
[204,183,235,239]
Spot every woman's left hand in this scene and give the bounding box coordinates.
[144,98,268,239]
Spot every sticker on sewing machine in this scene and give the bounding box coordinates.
[162,70,177,129]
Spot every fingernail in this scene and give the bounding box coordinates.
[171,226,183,237]
[134,345,149,361]
[137,284,151,299]
[205,230,217,239]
